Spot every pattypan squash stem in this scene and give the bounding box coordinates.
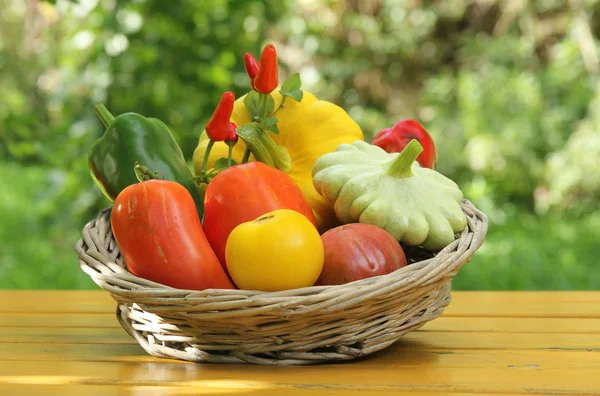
[237,123,292,173]
[94,104,115,128]
[386,139,424,178]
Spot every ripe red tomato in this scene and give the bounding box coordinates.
[203,162,317,274]
[371,119,437,169]
[111,179,234,290]
[316,223,407,285]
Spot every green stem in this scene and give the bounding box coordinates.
[258,93,268,117]
[201,139,215,176]
[134,162,162,182]
[94,104,115,128]
[241,148,251,164]
[227,143,234,167]
[236,123,292,173]
[270,95,287,117]
[386,139,423,178]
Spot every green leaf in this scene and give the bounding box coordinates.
[263,117,280,134]
[281,73,301,92]
[282,89,303,102]
[214,157,239,171]
[236,121,261,138]
[243,90,261,119]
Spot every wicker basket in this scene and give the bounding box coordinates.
[75,200,488,365]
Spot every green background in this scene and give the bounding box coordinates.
[1,0,598,290]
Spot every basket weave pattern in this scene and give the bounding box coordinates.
[75,200,488,365]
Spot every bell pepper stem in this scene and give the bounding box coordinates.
[134,162,162,182]
[201,139,216,176]
[94,104,115,128]
[386,139,423,178]
[237,123,292,173]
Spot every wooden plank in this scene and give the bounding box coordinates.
[1,291,599,317]
[0,361,597,395]
[0,291,115,314]
[0,313,118,328]
[0,342,597,370]
[3,312,599,335]
[446,292,600,318]
[421,316,600,333]
[0,327,132,344]
[3,312,600,336]
[1,326,598,352]
[0,384,522,396]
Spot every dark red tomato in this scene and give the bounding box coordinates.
[203,162,317,274]
[316,223,407,286]
[111,179,233,290]
[372,119,437,169]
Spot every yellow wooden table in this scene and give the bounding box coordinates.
[0,290,598,395]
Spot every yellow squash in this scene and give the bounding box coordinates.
[193,90,363,232]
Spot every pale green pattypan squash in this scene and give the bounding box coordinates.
[312,139,467,250]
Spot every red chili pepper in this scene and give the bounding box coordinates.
[253,44,279,94]
[371,119,437,169]
[206,91,235,141]
[226,122,238,144]
[244,53,260,89]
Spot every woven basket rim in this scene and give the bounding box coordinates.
[75,199,488,302]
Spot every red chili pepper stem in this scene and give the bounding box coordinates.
[200,139,216,176]
[258,92,269,117]
[226,143,234,168]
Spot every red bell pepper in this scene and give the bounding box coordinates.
[372,119,437,169]
[111,172,234,291]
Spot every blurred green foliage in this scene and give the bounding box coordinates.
[1,0,598,290]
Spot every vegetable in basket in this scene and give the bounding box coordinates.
[371,119,437,169]
[225,209,324,291]
[193,44,364,233]
[317,223,407,286]
[110,164,233,291]
[312,139,467,251]
[89,104,205,218]
[248,44,279,94]
[204,91,239,144]
[203,161,316,275]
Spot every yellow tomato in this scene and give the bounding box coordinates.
[225,209,324,292]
